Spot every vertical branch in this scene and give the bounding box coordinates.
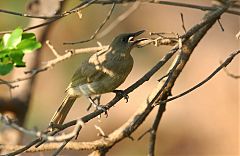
[0,0,66,150]
[147,2,230,155]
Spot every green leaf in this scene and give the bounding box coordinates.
[0,39,3,50]
[0,55,12,65]
[9,50,25,67]
[3,34,11,48]
[22,33,36,40]
[0,63,13,75]
[17,39,42,53]
[5,27,23,49]
[0,27,41,75]
[0,49,9,58]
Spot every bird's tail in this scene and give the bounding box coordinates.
[50,94,77,125]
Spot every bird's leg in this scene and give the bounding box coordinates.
[93,95,101,105]
[86,95,101,111]
[88,96,108,116]
[113,90,129,103]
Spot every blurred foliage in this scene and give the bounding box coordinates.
[0,0,29,30]
[0,27,41,75]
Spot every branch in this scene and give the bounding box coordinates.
[97,1,140,38]
[161,49,240,105]
[0,0,97,35]
[0,2,234,155]
[222,63,240,79]
[0,46,108,85]
[0,42,179,155]
[1,1,230,153]
[148,2,231,155]
[0,8,62,19]
[63,3,116,44]
[0,37,176,86]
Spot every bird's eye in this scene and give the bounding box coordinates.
[121,37,127,42]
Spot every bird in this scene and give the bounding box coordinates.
[50,30,145,126]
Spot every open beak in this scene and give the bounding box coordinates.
[131,30,145,37]
[128,30,145,45]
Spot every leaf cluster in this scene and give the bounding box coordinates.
[0,28,41,75]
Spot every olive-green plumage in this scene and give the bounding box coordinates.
[50,30,144,125]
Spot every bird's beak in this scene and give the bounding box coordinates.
[128,30,145,45]
[131,30,145,37]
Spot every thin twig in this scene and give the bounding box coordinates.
[63,3,116,45]
[0,38,167,86]
[0,46,108,85]
[180,13,187,33]
[0,0,97,35]
[137,128,151,140]
[0,8,62,19]
[159,50,240,104]
[222,65,240,79]
[0,79,18,89]
[217,19,225,31]
[149,51,183,156]
[97,1,140,38]
[46,40,60,58]
[154,0,240,16]
[95,125,107,137]
[0,45,178,154]
[91,0,240,16]
[1,2,231,155]
[25,2,224,134]
[157,73,169,82]
[0,114,84,142]
[147,3,231,155]
[52,137,74,156]
[160,49,240,104]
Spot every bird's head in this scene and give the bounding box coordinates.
[109,30,145,54]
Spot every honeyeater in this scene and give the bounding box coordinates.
[50,30,145,125]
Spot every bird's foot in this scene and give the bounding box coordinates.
[95,105,108,117]
[48,122,62,131]
[113,90,129,103]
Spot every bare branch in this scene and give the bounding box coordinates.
[160,49,240,105]
[0,8,61,19]
[223,65,240,79]
[63,3,116,45]
[97,1,140,38]
[0,79,18,89]
[46,40,60,58]
[137,128,151,140]
[0,0,97,35]
[2,3,227,152]
[0,46,108,85]
[217,19,225,31]
[0,1,235,155]
[0,37,172,86]
[0,113,84,142]
[148,2,231,155]
[95,125,107,138]
[52,137,73,156]
[91,0,240,16]
[180,13,187,33]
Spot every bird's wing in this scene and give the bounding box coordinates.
[70,58,109,89]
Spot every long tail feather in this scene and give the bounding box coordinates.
[50,94,77,125]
